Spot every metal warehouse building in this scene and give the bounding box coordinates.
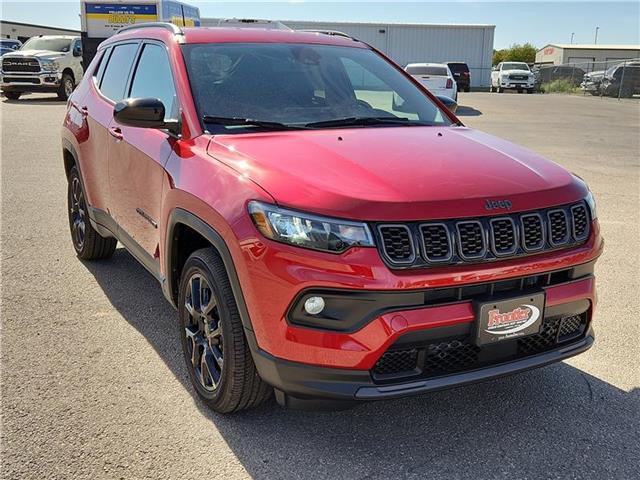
[535,44,640,65]
[1,21,80,43]
[202,19,495,87]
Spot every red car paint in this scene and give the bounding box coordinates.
[62,26,602,399]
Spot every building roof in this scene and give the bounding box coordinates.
[541,43,640,51]
[0,20,80,34]
[204,18,495,29]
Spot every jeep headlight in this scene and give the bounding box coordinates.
[248,201,374,253]
[40,59,59,72]
[585,191,597,220]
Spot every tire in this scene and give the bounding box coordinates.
[489,85,495,93]
[517,89,523,94]
[67,166,117,260]
[527,89,534,94]
[57,72,74,101]
[4,91,21,100]
[178,248,272,413]
[497,86,503,93]
[465,86,471,93]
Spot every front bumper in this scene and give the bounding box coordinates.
[500,80,535,90]
[249,324,594,406]
[1,71,62,92]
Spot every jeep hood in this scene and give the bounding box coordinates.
[502,69,531,76]
[207,126,587,221]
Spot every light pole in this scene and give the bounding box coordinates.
[594,26,599,44]
[570,32,575,44]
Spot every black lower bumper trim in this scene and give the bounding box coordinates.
[246,328,594,403]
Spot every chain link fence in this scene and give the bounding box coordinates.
[533,58,640,99]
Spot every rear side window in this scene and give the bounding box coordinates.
[93,47,111,84]
[406,66,448,76]
[129,43,178,119]
[99,43,138,102]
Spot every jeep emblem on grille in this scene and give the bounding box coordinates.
[485,199,512,211]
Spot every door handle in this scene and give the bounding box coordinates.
[108,127,123,141]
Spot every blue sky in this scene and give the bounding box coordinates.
[1,1,639,49]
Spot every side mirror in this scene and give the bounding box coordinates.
[435,95,458,114]
[114,97,169,129]
[73,45,82,57]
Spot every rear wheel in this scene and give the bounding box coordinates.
[4,91,21,100]
[464,86,471,92]
[67,166,117,259]
[57,72,74,100]
[178,248,272,413]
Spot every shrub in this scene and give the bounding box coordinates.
[540,79,580,94]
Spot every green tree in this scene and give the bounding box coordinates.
[493,43,537,65]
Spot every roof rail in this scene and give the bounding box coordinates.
[117,22,183,35]
[298,29,354,39]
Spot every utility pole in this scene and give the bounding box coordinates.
[594,26,599,44]
[570,32,575,44]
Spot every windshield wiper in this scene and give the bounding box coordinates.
[202,115,308,131]
[304,116,430,128]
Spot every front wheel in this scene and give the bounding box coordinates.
[178,248,272,413]
[3,91,21,100]
[527,89,534,94]
[67,166,117,259]
[57,72,74,100]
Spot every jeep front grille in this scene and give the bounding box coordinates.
[376,202,590,268]
[2,57,40,73]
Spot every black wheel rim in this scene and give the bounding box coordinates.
[69,177,86,250]
[184,273,223,392]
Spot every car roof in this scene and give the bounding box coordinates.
[104,25,368,49]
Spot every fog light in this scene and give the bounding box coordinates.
[304,296,325,315]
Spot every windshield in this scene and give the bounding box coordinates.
[182,43,452,133]
[406,65,448,76]
[502,62,530,72]
[21,37,72,52]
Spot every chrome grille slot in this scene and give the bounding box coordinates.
[456,221,486,259]
[420,223,452,262]
[521,213,545,251]
[571,204,589,241]
[490,217,517,256]
[548,210,570,246]
[378,225,414,264]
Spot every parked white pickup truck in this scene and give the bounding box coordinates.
[405,63,458,101]
[490,61,535,94]
[1,35,84,100]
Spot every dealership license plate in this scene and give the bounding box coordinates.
[475,293,545,346]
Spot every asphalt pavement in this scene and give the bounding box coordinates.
[1,92,639,479]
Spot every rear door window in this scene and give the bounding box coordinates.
[128,43,178,119]
[93,47,111,84]
[99,43,138,102]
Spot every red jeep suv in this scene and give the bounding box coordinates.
[61,23,603,412]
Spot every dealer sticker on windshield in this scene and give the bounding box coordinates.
[475,293,545,346]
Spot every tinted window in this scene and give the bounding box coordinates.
[183,43,451,133]
[448,63,469,73]
[502,62,530,71]
[129,43,177,119]
[99,43,138,102]
[406,65,448,76]
[93,47,111,84]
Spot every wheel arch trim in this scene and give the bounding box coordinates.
[165,208,255,333]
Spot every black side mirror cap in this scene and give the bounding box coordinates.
[113,97,179,133]
[435,95,458,114]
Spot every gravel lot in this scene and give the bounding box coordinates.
[1,92,639,479]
